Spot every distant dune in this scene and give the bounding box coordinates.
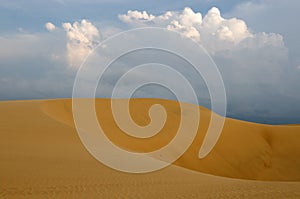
[1,98,300,198]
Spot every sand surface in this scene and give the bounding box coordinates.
[1,98,300,198]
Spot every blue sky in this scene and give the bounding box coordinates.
[1,0,300,124]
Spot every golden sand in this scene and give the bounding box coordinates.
[1,98,300,198]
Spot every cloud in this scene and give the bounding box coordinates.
[59,7,285,76]
[166,7,202,42]
[119,10,156,24]
[228,0,300,68]
[45,22,56,32]
[0,31,74,100]
[119,7,283,53]
[118,7,287,85]
[62,19,100,68]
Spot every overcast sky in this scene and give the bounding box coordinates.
[1,0,300,124]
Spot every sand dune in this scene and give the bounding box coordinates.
[1,98,300,198]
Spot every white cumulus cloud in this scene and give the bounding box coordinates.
[166,7,202,42]
[62,19,100,68]
[119,7,284,53]
[45,22,56,32]
[119,10,155,25]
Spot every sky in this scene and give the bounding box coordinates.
[0,0,300,124]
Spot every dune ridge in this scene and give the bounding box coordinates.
[1,98,300,198]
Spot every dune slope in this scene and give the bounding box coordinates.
[42,98,300,181]
[1,98,300,198]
